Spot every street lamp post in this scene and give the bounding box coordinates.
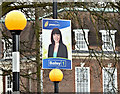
[5,10,27,93]
[53,0,57,19]
[49,69,63,93]
[51,1,63,93]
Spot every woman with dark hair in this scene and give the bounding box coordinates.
[48,28,68,58]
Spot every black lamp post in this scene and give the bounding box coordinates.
[51,1,63,93]
[53,0,57,19]
[5,10,27,93]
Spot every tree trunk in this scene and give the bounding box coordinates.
[35,6,41,93]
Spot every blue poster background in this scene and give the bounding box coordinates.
[43,58,71,69]
[43,19,70,30]
[42,19,72,69]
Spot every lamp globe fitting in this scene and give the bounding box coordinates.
[49,69,63,82]
[5,10,27,30]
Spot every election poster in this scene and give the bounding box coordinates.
[42,19,72,69]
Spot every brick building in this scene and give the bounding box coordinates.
[0,7,120,93]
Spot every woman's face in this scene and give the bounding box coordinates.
[53,34,60,43]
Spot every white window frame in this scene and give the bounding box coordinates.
[28,71,32,92]
[99,30,117,51]
[75,67,90,92]
[0,70,3,93]
[2,39,12,59]
[73,29,89,51]
[28,70,43,92]
[40,34,42,55]
[41,70,43,93]
[74,0,84,2]
[102,67,117,93]
[5,75,12,93]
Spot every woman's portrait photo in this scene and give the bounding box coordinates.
[48,28,68,58]
[42,19,72,69]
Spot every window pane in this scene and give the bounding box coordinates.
[75,67,90,92]
[74,29,89,50]
[2,39,12,59]
[6,75,12,93]
[103,68,117,93]
[100,30,117,51]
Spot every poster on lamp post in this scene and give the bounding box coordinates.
[42,19,72,69]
